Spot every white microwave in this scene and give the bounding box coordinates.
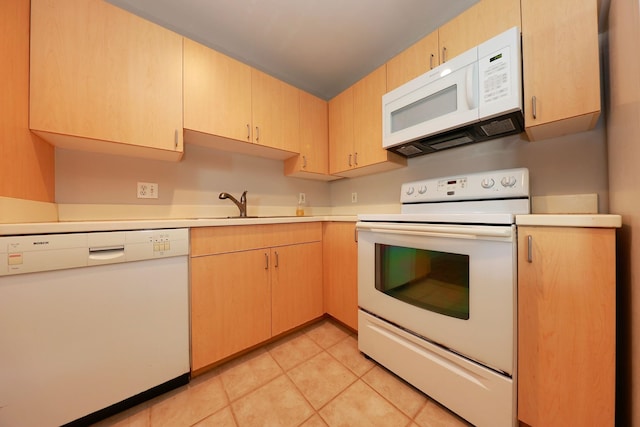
[383,26,523,158]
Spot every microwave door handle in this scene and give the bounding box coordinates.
[465,64,477,109]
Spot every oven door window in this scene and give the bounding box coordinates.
[375,244,469,320]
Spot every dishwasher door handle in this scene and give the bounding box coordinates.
[88,246,125,264]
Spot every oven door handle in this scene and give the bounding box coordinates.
[356,222,513,239]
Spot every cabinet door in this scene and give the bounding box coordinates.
[184,39,252,143]
[191,249,271,371]
[30,0,183,159]
[322,223,358,330]
[284,91,331,178]
[521,0,600,140]
[386,30,439,91]
[517,226,615,426]
[271,242,324,336]
[252,69,300,153]
[0,0,54,202]
[328,87,355,175]
[353,65,389,169]
[439,0,521,62]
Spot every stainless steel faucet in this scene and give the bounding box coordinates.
[219,190,248,217]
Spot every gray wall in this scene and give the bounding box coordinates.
[330,118,609,212]
[57,117,608,214]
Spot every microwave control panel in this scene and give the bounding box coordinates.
[401,167,529,203]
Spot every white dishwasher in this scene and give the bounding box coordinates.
[0,228,190,427]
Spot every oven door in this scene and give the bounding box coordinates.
[357,221,516,375]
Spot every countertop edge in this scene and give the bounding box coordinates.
[515,214,622,228]
[0,216,358,236]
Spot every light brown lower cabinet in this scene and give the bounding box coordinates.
[517,226,615,427]
[190,223,323,372]
[322,222,358,330]
[271,242,324,336]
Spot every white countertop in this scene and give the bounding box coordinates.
[515,214,622,228]
[1,213,624,235]
[0,215,358,236]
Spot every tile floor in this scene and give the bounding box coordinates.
[94,319,472,427]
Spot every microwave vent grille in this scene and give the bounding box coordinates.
[480,118,517,137]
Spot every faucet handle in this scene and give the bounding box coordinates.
[240,190,247,203]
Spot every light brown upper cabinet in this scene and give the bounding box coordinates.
[251,69,300,153]
[1,0,55,202]
[438,0,521,63]
[30,0,184,161]
[184,39,300,159]
[521,0,601,140]
[329,65,406,177]
[183,39,252,145]
[284,91,339,180]
[386,30,439,92]
[328,86,355,175]
[386,0,520,93]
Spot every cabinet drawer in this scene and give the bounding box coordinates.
[191,222,322,256]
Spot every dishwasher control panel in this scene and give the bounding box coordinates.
[0,228,189,275]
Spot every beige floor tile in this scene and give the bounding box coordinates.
[93,406,150,427]
[186,375,229,424]
[267,331,323,371]
[287,351,357,409]
[149,375,228,427]
[319,380,410,427]
[231,374,314,427]
[92,320,477,427]
[193,406,238,427]
[149,387,193,427]
[299,413,329,426]
[326,335,375,377]
[219,349,283,401]
[413,400,472,427]
[304,320,350,349]
[362,365,427,418]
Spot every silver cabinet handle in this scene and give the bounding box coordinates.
[255,126,260,142]
[264,252,269,269]
[302,155,307,169]
[174,129,179,149]
[442,46,447,62]
[527,235,533,263]
[274,251,279,268]
[247,124,251,140]
[348,153,352,167]
[532,96,537,119]
[354,152,358,166]
[429,53,435,69]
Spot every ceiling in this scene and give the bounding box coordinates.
[105,0,479,100]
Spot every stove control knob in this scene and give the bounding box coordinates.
[481,178,495,189]
[406,187,415,196]
[501,176,517,187]
[418,185,427,194]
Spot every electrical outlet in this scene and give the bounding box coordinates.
[298,193,306,204]
[137,182,158,199]
[351,192,358,203]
